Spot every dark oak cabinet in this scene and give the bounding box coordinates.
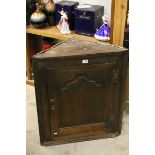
[33,38,128,145]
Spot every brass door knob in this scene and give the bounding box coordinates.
[50,104,56,111]
[50,99,54,103]
[50,99,56,111]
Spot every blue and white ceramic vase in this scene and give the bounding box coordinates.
[94,15,110,41]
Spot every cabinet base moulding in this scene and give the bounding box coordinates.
[41,132,120,146]
[26,79,34,86]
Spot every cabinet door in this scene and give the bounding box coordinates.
[46,63,121,141]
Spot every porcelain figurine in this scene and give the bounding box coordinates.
[94,15,110,41]
[57,9,71,35]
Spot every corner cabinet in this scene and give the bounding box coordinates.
[33,38,128,145]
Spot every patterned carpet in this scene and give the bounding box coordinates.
[26,85,129,155]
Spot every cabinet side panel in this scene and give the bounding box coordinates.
[33,59,51,144]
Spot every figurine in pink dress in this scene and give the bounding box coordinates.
[57,9,71,35]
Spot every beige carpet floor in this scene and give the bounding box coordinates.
[26,85,129,155]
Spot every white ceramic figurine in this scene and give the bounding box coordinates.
[57,9,71,35]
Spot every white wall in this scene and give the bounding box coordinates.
[44,0,112,19]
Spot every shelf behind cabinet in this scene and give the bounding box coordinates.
[26,25,110,44]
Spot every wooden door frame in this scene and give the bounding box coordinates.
[110,0,129,102]
[110,0,128,46]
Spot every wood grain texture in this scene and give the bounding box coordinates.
[26,79,34,86]
[26,48,31,80]
[41,132,119,146]
[33,38,128,145]
[26,34,43,80]
[26,25,110,84]
[110,0,128,46]
[34,38,127,59]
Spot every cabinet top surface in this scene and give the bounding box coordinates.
[34,38,128,59]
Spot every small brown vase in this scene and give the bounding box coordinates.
[45,0,55,13]
[38,0,46,13]
[30,3,47,28]
[45,0,55,26]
